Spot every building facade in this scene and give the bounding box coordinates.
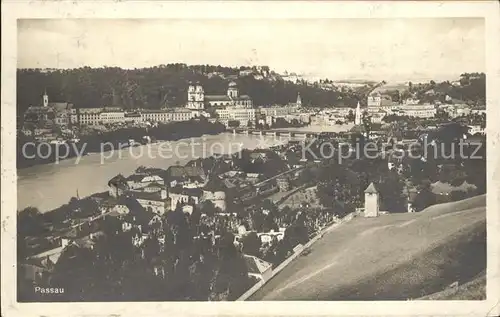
[397,104,436,118]
[186,81,253,110]
[78,107,195,126]
[186,83,205,110]
[216,107,256,127]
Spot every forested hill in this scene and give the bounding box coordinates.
[16,65,366,113]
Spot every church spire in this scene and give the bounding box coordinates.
[355,101,362,125]
[43,89,49,107]
[296,92,302,107]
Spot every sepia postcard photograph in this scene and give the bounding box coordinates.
[2,1,500,317]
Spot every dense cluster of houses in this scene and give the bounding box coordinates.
[20,146,310,285]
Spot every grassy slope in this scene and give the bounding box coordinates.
[324,218,486,300]
[418,273,486,300]
[251,195,486,300]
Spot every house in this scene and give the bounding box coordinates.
[103,196,162,234]
[276,176,290,192]
[26,245,66,272]
[23,226,101,283]
[143,181,165,193]
[243,254,273,282]
[249,152,269,163]
[22,243,90,285]
[127,184,171,216]
[202,177,227,211]
[246,173,262,183]
[108,174,129,198]
[19,260,52,284]
[126,174,164,190]
[165,165,206,188]
[121,209,162,234]
[128,189,170,215]
[60,227,105,251]
[169,187,203,211]
[258,230,284,244]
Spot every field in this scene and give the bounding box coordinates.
[250,195,486,300]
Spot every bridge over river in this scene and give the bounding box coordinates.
[231,128,351,139]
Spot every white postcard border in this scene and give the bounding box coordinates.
[2,1,500,316]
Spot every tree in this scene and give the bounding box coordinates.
[17,206,44,237]
[435,109,450,122]
[241,232,261,257]
[361,111,372,140]
[346,110,355,122]
[413,183,436,212]
[201,200,218,217]
[136,165,147,173]
[298,168,315,186]
[228,120,240,128]
[450,190,466,202]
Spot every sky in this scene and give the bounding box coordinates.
[17,18,485,82]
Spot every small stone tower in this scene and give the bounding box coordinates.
[364,182,379,217]
[43,89,49,107]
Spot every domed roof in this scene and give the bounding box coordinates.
[228,81,237,87]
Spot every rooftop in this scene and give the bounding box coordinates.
[364,182,378,194]
[244,254,272,275]
[128,190,168,202]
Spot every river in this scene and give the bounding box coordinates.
[17,133,295,212]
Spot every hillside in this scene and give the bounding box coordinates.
[249,195,486,300]
[418,272,485,300]
[16,66,366,113]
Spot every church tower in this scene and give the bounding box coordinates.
[43,89,49,107]
[355,101,362,125]
[296,92,302,107]
[187,82,205,110]
[364,182,379,217]
[194,83,205,109]
[227,81,239,99]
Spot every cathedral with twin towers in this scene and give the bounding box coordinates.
[186,81,253,110]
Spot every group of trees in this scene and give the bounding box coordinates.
[233,149,289,179]
[406,73,486,105]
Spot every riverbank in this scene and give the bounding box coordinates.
[17,119,226,169]
[17,133,295,212]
